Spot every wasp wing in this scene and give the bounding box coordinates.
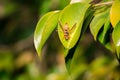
[70,23,76,34]
[58,21,64,31]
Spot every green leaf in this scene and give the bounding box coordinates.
[34,11,60,57]
[58,2,90,53]
[65,7,94,73]
[98,15,111,44]
[81,7,94,36]
[112,21,120,60]
[90,9,110,40]
[104,42,113,52]
[98,15,113,52]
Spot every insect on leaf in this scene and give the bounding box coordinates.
[58,2,90,54]
[58,21,77,40]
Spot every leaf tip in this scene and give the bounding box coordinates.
[64,48,69,57]
[36,50,43,60]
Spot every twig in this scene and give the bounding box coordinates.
[93,1,113,7]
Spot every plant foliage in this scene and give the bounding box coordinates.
[34,0,120,79]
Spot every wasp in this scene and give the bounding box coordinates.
[58,21,76,40]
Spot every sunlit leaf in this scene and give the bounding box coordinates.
[34,11,60,57]
[90,9,110,40]
[110,0,120,27]
[65,6,94,72]
[58,2,90,55]
[112,21,120,60]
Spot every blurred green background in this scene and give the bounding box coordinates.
[0,0,119,80]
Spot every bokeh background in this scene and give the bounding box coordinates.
[0,0,119,80]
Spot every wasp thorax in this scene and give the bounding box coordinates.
[59,21,76,40]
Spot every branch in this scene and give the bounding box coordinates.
[93,1,113,7]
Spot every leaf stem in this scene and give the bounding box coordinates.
[93,1,113,7]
